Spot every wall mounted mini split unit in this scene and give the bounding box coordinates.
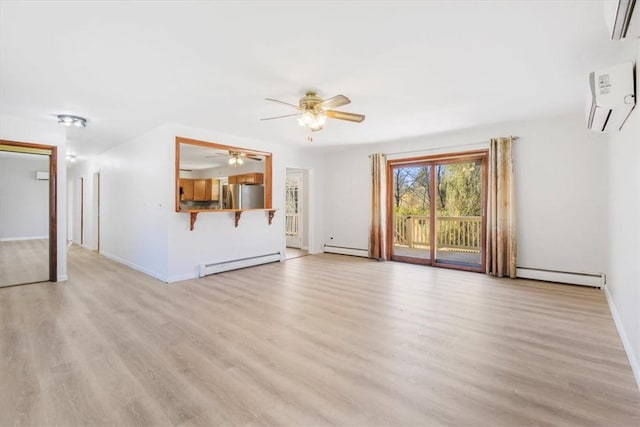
[586,62,636,132]
[605,0,640,39]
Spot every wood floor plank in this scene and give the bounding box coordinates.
[0,288,44,426]
[0,246,639,426]
[0,239,49,287]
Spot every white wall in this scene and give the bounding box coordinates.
[0,152,49,239]
[69,123,324,283]
[323,146,372,251]
[68,125,174,281]
[606,41,640,387]
[323,113,609,276]
[71,177,82,244]
[0,115,68,281]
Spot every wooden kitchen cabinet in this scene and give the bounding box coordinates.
[205,179,220,201]
[229,173,264,184]
[180,178,194,201]
[193,179,207,201]
[181,178,220,201]
[243,173,263,184]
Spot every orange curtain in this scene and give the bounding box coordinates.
[369,153,387,260]
[486,137,517,278]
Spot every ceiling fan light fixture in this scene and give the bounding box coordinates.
[57,114,86,128]
[263,92,364,139]
[228,154,244,167]
[297,110,326,130]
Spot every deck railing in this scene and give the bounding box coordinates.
[394,215,482,252]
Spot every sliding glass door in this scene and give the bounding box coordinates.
[434,160,483,268]
[388,152,486,272]
[390,163,432,263]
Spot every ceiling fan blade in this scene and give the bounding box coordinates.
[318,94,351,109]
[237,152,261,160]
[265,98,301,109]
[260,113,301,121]
[326,110,365,123]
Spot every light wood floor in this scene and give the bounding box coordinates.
[1,246,639,426]
[285,247,308,260]
[0,239,49,287]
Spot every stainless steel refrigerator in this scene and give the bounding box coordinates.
[224,184,264,209]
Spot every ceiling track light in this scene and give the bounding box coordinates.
[57,114,87,128]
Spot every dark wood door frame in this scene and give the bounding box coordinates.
[0,140,58,282]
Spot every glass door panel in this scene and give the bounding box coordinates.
[391,164,432,262]
[434,161,483,269]
[285,171,302,248]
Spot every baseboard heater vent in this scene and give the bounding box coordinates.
[199,252,281,277]
[516,267,605,288]
[323,245,369,258]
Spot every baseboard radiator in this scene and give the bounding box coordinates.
[516,267,605,288]
[323,245,369,258]
[199,252,281,277]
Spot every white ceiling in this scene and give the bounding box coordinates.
[0,1,627,159]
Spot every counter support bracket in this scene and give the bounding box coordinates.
[190,212,199,231]
[184,209,278,230]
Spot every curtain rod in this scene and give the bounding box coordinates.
[371,136,519,157]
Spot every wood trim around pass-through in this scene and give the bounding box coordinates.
[175,136,273,212]
[0,139,58,282]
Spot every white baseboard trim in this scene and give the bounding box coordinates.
[604,286,640,391]
[166,272,200,283]
[199,252,281,277]
[516,267,605,288]
[100,251,169,283]
[57,274,68,282]
[0,235,48,242]
[323,245,369,258]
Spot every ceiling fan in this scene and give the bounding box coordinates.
[261,91,365,132]
[206,150,263,167]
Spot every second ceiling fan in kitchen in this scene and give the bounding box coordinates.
[206,150,262,167]
[261,91,365,133]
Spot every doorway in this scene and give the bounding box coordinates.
[0,141,57,286]
[387,151,487,272]
[285,168,308,259]
[72,177,84,246]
